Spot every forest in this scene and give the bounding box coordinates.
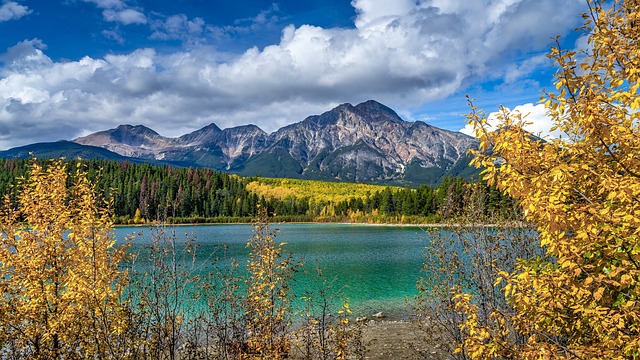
[0,157,511,224]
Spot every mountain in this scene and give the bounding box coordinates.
[74,124,183,159]
[247,100,477,184]
[0,141,130,161]
[178,123,222,145]
[1,100,479,185]
[147,124,270,170]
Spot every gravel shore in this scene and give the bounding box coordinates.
[362,320,446,359]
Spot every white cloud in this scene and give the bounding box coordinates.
[102,29,125,44]
[0,1,31,22]
[82,0,146,25]
[0,39,50,71]
[105,48,155,70]
[233,3,281,28]
[83,0,124,10]
[0,0,586,149]
[351,0,414,29]
[86,0,126,8]
[103,8,146,25]
[459,103,563,139]
[150,14,207,44]
[149,5,285,48]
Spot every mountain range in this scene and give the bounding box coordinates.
[1,100,479,185]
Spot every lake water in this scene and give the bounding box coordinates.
[114,223,429,320]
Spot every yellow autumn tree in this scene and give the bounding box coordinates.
[243,206,298,358]
[0,160,130,359]
[458,0,640,358]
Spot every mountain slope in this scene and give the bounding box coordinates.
[0,141,131,161]
[74,124,180,158]
[257,100,477,183]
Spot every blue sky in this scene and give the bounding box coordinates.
[0,0,586,149]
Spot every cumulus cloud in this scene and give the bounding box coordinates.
[0,0,585,149]
[150,14,207,45]
[352,0,414,29]
[0,39,50,71]
[459,103,563,139]
[103,8,146,25]
[0,1,30,22]
[150,5,284,48]
[83,0,146,25]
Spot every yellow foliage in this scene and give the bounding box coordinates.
[243,206,298,358]
[0,159,129,358]
[460,1,640,358]
[246,177,398,203]
[133,207,145,224]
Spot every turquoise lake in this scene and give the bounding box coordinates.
[114,223,430,320]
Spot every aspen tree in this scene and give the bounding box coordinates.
[0,160,129,359]
[459,0,640,358]
[243,206,298,358]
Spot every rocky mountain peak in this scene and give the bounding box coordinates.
[178,123,222,145]
[74,124,174,157]
[354,100,402,122]
[304,100,402,130]
[110,124,163,145]
[114,124,157,133]
[215,125,269,165]
[220,124,265,136]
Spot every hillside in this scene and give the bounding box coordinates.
[0,141,130,161]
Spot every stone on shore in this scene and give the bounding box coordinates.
[372,311,385,319]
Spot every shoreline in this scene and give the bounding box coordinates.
[115,220,509,228]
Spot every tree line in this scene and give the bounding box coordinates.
[0,158,512,224]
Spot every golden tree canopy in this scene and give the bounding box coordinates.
[0,160,128,358]
[461,0,640,358]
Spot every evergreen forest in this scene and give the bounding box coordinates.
[0,158,511,224]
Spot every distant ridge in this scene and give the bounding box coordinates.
[0,141,129,161]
